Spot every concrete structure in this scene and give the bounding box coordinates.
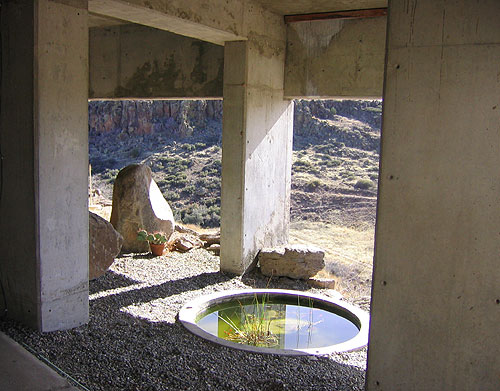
[0,331,80,390]
[90,24,224,99]
[367,2,500,390]
[285,17,386,98]
[0,0,89,332]
[221,38,294,273]
[1,0,500,390]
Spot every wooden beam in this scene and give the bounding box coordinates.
[284,8,387,23]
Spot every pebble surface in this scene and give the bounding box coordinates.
[0,249,367,391]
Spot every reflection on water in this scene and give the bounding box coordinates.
[197,299,359,349]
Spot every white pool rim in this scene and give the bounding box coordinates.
[178,289,369,356]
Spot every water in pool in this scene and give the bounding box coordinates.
[196,296,359,349]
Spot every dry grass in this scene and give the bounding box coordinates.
[89,203,112,221]
[290,221,375,303]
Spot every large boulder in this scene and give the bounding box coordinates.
[110,164,175,253]
[258,244,325,280]
[89,211,123,280]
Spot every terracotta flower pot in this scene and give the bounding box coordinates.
[150,243,165,256]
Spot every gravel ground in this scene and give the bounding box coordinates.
[0,249,368,391]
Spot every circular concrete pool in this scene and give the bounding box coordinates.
[179,289,369,355]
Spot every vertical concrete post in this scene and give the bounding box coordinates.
[0,0,89,331]
[221,38,293,274]
[367,1,500,390]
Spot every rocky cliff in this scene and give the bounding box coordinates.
[89,99,380,146]
[89,100,222,139]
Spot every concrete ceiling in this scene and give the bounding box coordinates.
[88,0,389,30]
[254,0,388,15]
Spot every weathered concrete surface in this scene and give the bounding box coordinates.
[221,35,294,274]
[90,24,224,99]
[367,1,500,390]
[285,17,386,98]
[0,0,89,331]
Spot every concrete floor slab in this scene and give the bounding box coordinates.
[0,331,80,391]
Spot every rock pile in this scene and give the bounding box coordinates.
[172,224,220,254]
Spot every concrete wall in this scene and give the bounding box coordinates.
[221,9,293,274]
[367,1,500,390]
[90,24,224,99]
[285,17,386,99]
[0,0,89,331]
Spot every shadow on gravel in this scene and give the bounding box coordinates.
[90,270,233,309]
[89,271,142,294]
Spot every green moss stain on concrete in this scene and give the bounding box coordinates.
[114,55,183,98]
[114,50,222,98]
[191,41,208,84]
[92,23,224,99]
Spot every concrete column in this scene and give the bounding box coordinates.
[367,1,500,390]
[221,38,293,274]
[0,0,89,331]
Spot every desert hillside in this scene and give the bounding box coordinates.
[89,99,381,300]
[90,99,380,226]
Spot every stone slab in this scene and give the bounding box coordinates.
[0,332,79,391]
[259,244,325,279]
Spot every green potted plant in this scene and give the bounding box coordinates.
[137,230,168,256]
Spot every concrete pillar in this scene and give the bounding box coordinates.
[367,1,500,390]
[0,0,89,331]
[221,38,293,274]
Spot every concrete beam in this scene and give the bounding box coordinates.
[284,17,386,98]
[88,0,246,45]
[255,0,388,15]
[89,0,387,99]
[367,1,500,390]
[283,8,387,23]
[90,24,224,99]
[0,0,89,331]
[221,12,293,274]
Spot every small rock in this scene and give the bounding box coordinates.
[206,244,220,256]
[307,277,336,289]
[200,232,220,247]
[171,234,203,252]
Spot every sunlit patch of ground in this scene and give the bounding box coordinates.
[290,221,374,304]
